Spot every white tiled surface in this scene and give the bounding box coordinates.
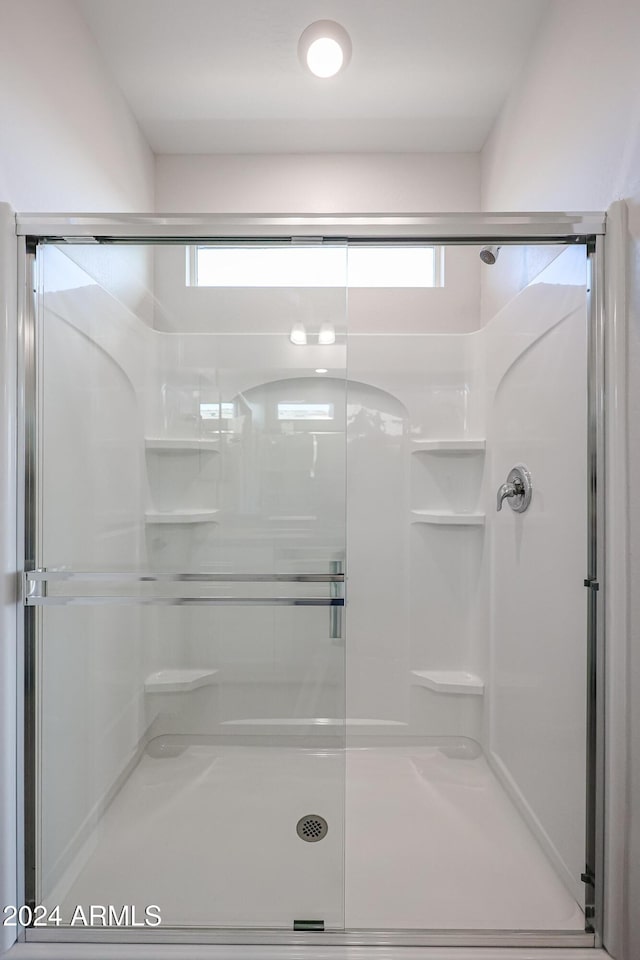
[49,742,584,932]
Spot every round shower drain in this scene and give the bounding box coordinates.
[296,814,328,842]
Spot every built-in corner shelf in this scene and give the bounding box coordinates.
[411,670,484,696]
[145,437,220,452]
[410,509,485,526]
[410,439,486,453]
[145,668,219,694]
[145,509,220,525]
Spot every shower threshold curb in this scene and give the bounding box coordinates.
[2,942,605,960]
[17,928,595,949]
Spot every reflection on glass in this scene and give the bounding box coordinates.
[199,402,235,420]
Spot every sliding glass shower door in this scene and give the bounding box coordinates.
[28,241,348,929]
[23,220,601,947]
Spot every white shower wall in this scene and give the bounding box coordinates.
[39,248,166,899]
[483,246,588,900]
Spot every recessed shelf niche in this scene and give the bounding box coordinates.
[144,435,220,515]
[410,437,485,516]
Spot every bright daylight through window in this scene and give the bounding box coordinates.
[189,245,442,288]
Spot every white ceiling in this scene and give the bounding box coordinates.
[76,0,549,154]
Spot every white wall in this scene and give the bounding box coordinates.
[481,2,640,956]
[0,1,155,952]
[156,153,479,213]
[0,0,154,212]
[482,2,640,213]
[0,206,18,957]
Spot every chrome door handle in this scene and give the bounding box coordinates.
[23,569,345,607]
[496,464,532,513]
[329,559,343,639]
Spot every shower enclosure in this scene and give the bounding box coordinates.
[17,213,604,948]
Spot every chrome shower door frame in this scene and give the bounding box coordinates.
[17,213,606,949]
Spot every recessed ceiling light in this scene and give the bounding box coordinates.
[315,368,328,374]
[298,20,352,79]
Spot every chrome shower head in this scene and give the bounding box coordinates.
[479,245,501,265]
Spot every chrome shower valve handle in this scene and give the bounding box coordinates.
[496,464,533,513]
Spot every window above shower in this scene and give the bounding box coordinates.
[187,244,444,288]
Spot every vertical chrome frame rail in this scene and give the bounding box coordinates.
[585,235,606,943]
[19,236,38,921]
[600,202,629,956]
[19,214,604,948]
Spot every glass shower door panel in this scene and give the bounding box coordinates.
[342,242,590,934]
[37,604,344,929]
[33,242,347,930]
[486,244,589,924]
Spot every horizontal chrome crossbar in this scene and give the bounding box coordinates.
[24,596,344,607]
[24,569,344,583]
[23,570,345,607]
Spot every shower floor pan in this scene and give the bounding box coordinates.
[45,739,585,934]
